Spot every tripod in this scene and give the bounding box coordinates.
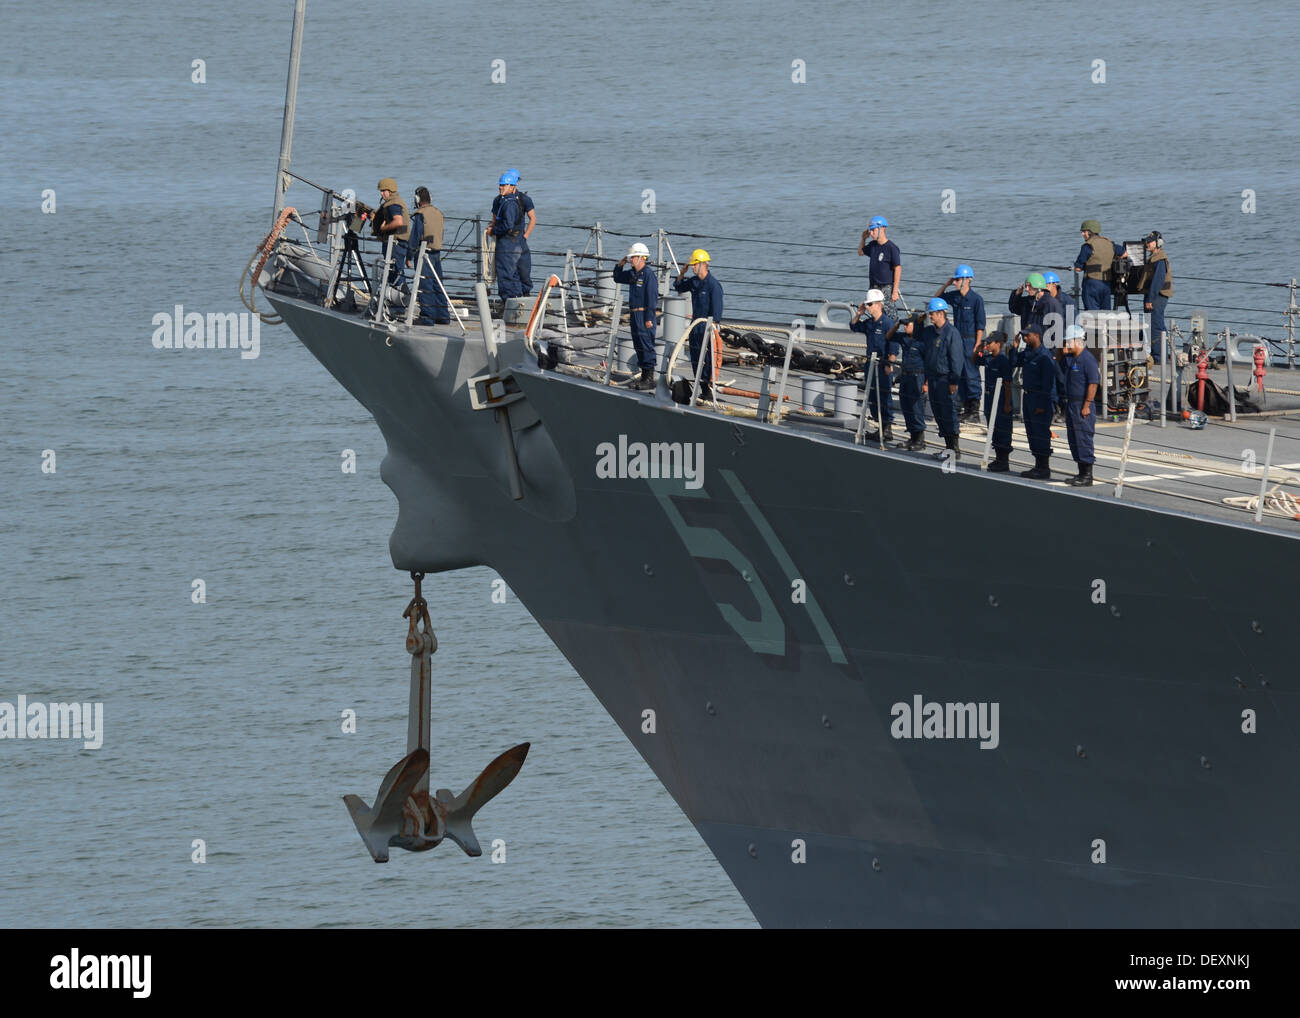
[328,230,372,311]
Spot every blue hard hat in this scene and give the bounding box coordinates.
[927,297,950,313]
[954,264,974,279]
[868,216,888,229]
[1043,271,1061,285]
[498,168,521,186]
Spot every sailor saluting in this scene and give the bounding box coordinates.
[490,168,536,299]
[613,243,660,390]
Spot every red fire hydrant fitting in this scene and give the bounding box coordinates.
[1196,350,1209,411]
[1253,345,1267,394]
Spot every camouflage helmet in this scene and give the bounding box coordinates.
[1080,219,1102,234]
[378,178,398,192]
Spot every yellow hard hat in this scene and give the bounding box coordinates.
[377,178,397,192]
[689,248,711,265]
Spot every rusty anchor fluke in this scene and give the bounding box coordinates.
[343,572,529,863]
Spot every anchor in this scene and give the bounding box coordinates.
[343,571,529,862]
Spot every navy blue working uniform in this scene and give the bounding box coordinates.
[1145,257,1169,336]
[491,190,535,298]
[1007,289,1038,331]
[897,320,927,437]
[612,262,659,372]
[1020,344,1058,458]
[977,349,1013,453]
[673,272,724,381]
[849,311,898,426]
[1062,347,1100,466]
[921,320,964,439]
[941,287,985,403]
[1038,293,1066,344]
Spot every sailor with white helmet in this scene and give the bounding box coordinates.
[673,249,724,401]
[1060,323,1100,486]
[490,168,535,299]
[935,264,985,422]
[613,242,660,390]
[849,288,898,441]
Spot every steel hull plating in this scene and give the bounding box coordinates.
[270,295,1300,928]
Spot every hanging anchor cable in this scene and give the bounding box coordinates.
[342,571,530,863]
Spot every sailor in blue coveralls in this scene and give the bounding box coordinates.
[672,249,724,401]
[888,311,928,450]
[612,242,659,390]
[849,288,898,441]
[1060,323,1100,486]
[920,297,966,458]
[935,264,985,422]
[1017,321,1058,479]
[974,333,1014,472]
[490,168,535,299]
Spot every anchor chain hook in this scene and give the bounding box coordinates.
[402,570,433,643]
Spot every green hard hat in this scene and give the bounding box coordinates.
[1026,272,1047,289]
[1080,219,1101,234]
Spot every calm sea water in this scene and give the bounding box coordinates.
[2,0,1297,928]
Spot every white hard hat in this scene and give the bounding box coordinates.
[865,289,885,304]
[627,242,650,259]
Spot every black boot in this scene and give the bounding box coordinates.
[629,367,655,391]
[1019,455,1051,479]
[1067,463,1094,487]
[904,432,926,451]
[882,424,893,442]
[933,434,961,459]
[987,449,1010,473]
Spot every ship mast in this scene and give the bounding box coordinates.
[271,0,307,225]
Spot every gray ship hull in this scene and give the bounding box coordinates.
[268,293,1300,927]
